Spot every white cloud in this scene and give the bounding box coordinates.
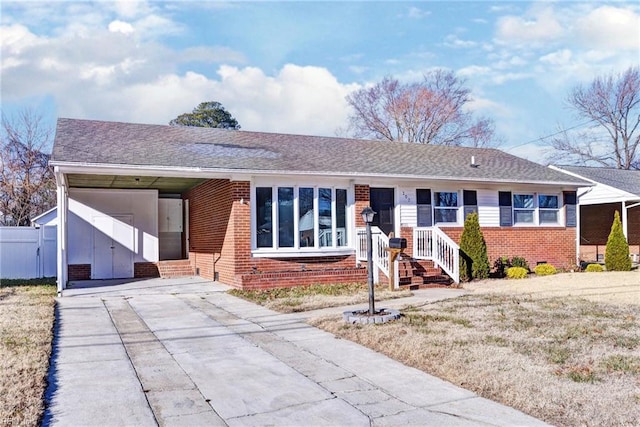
[495,5,563,45]
[443,35,477,49]
[458,65,491,78]
[407,7,430,19]
[575,6,640,50]
[540,49,572,66]
[108,20,135,35]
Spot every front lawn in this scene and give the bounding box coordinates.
[0,280,56,426]
[228,282,412,313]
[312,293,640,427]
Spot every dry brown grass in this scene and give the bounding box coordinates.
[229,283,412,313]
[310,275,640,427]
[0,284,56,427]
[465,271,640,306]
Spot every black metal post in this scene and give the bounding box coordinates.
[366,221,375,315]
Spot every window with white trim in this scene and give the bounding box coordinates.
[513,194,534,224]
[434,191,458,224]
[255,186,348,251]
[538,194,559,224]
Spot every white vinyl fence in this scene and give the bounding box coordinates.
[0,226,57,279]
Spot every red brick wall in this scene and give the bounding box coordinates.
[184,179,252,286]
[134,262,160,278]
[186,179,365,289]
[354,184,370,228]
[68,264,91,281]
[441,227,577,270]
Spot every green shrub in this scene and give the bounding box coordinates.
[493,256,511,278]
[534,263,557,276]
[585,263,604,273]
[506,266,528,279]
[605,211,632,271]
[459,212,490,281]
[510,256,530,271]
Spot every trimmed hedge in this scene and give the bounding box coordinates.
[506,266,528,279]
[585,263,604,272]
[534,263,557,276]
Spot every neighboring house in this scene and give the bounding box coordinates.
[552,165,640,263]
[50,118,589,293]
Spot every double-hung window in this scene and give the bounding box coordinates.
[434,192,458,224]
[513,194,535,224]
[511,193,560,225]
[255,186,348,252]
[538,194,559,224]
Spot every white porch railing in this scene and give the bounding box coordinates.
[356,226,389,281]
[413,227,460,284]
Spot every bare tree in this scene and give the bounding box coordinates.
[346,70,496,147]
[0,109,56,226]
[548,66,640,169]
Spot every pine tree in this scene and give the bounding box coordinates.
[605,210,632,271]
[459,212,490,281]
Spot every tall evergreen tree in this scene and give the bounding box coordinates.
[605,210,632,271]
[459,212,490,281]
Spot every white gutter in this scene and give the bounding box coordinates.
[50,161,590,188]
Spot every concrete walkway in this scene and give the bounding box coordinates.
[43,277,549,426]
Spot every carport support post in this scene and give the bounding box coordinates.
[55,167,68,296]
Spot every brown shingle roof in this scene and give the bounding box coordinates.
[51,118,589,186]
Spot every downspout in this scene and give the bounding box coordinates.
[54,167,68,296]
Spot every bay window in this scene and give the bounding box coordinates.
[255,185,349,252]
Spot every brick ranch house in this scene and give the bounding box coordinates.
[51,118,590,294]
[552,165,640,264]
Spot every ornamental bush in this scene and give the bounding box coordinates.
[605,211,632,271]
[534,263,557,276]
[510,256,530,271]
[585,263,604,272]
[459,212,490,281]
[506,266,528,279]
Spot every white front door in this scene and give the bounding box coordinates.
[93,215,134,279]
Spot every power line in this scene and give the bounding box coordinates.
[505,119,598,152]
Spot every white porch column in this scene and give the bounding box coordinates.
[576,202,581,265]
[55,168,68,295]
[622,201,628,240]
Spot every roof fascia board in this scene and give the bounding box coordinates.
[51,161,588,188]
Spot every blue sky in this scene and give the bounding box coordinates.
[2,1,639,162]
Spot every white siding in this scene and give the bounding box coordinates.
[578,182,635,205]
[68,189,159,266]
[477,189,499,226]
[398,187,417,227]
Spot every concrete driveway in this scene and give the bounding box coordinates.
[43,277,548,426]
